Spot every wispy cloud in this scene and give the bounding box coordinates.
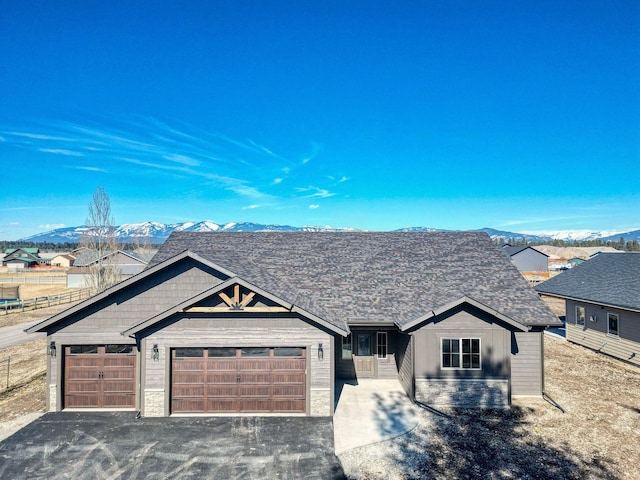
[38,223,66,229]
[242,204,261,210]
[296,186,336,198]
[73,166,108,173]
[309,204,320,209]
[1,115,351,209]
[40,148,84,156]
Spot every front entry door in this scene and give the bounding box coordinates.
[354,334,375,378]
[357,334,371,356]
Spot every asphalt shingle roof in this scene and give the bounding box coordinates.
[535,252,640,311]
[149,231,560,330]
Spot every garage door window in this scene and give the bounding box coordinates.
[105,345,134,354]
[208,347,237,357]
[175,348,204,357]
[274,347,303,357]
[241,347,269,357]
[69,345,98,354]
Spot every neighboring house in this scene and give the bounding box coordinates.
[535,252,640,366]
[2,247,42,267]
[50,254,76,268]
[502,245,549,273]
[27,232,560,417]
[567,257,585,268]
[67,250,152,288]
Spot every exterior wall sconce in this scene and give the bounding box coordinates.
[318,343,323,360]
[151,344,159,362]
[48,341,57,358]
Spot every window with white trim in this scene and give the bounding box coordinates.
[342,334,352,360]
[441,338,481,369]
[607,313,619,336]
[576,306,586,326]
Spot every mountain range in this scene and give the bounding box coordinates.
[18,221,640,244]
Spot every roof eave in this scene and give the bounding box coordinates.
[398,296,529,332]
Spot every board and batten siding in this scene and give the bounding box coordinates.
[510,330,543,396]
[566,299,640,366]
[140,316,334,417]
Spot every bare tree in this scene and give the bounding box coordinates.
[80,187,121,291]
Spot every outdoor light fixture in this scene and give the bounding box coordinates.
[151,344,159,362]
[318,343,324,360]
[48,341,56,358]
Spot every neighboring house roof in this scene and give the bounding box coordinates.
[4,247,39,255]
[502,245,548,258]
[74,250,150,267]
[535,252,640,312]
[148,232,559,328]
[4,256,37,264]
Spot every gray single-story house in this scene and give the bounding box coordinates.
[67,250,153,288]
[535,252,640,366]
[27,232,560,416]
[502,245,549,273]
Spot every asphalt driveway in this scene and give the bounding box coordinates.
[0,413,345,479]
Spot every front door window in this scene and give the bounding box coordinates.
[357,334,371,356]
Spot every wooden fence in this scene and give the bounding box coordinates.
[1,288,95,315]
[0,276,66,285]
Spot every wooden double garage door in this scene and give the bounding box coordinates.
[64,345,136,409]
[171,347,306,414]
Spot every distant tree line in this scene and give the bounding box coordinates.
[494,237,640,252]
[0,240,80,252]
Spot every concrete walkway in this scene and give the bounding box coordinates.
[333,379,419,455]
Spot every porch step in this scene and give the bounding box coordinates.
[377,354,399,379]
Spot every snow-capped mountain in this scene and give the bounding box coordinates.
[20,221,361,243]
[17,222,640,244]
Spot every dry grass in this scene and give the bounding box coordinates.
[0,338,47,423]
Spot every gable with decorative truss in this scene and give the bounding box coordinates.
[183,282,291,314]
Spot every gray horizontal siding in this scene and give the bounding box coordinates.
[566,324,640,366]
[510,331,542,396]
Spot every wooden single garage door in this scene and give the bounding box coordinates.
[64,345,136,409]
[171,347,306,414]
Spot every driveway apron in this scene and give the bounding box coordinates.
[0,413,345,479]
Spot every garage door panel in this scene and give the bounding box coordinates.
[173,398,205,412]
[239,399,272,412]
[207,359,237,370]
[206,399,237,412]
[272,372,305,384]
[271,359,305,370]
[206,372,237,384]
[64,345,136,409]
[171,347,307,414]
[206,385,237,397]
[272,399,306,412]
[65,395,100,408]
[273,385,305,397]
[240,373,271,384]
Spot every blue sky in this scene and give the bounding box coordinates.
[1,1,638,240]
